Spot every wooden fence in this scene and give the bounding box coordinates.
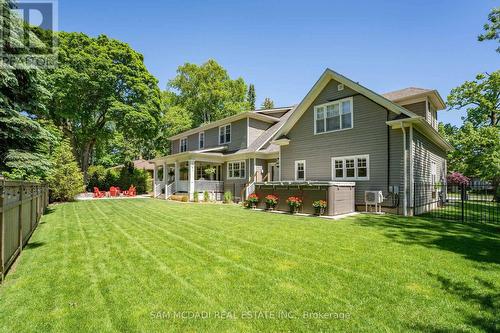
[0,180,49,282]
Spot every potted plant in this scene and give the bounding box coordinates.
[264,194,279,210]
[246,193,259,209]
[286,196,302,214]
[204,166,216,180]
[312,200,327,216]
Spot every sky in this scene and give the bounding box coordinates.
[57,0,499,126]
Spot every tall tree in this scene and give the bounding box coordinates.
[0,0,55,180]
[168,59,249,127]
[478,7,500,53]
[45,32,161,179]
[261,97,274,109]
[247,84,256,110]
[447,71,499,127]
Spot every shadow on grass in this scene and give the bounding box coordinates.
[43,207,55,215]
[25,241,45,250]
[353,214,500,265]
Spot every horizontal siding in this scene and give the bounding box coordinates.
[413,129,446,183]
[248,119,271,147]
[281,79,398,205]
[402,101,427,119]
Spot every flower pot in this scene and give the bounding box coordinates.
[315,207,326,216]
[290,206,299,214]
[266,203,276,211]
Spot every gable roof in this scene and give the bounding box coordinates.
[383,87,446,110]
[276,68,420,136]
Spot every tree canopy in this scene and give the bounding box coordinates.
[247,84,256,110]
[167,59,249,127]
[261,97,274,109]
[44,32,161,179]
[478,7,500,53]
[447,71,499,127]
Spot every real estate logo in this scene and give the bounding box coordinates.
[0,0,58,68]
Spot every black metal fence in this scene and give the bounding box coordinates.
[414,182,499,223]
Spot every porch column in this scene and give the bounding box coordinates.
[163,162,167,183]
[153,164,158,197]
[188,160,195,201]
[174,162,179,184]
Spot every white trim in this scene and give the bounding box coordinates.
[198,131,205,149]
[219,124,231,145]
[331,155,370,181]
[179,137,188,153]
[294,160,306,181]
[401,124,408,216]
[313,97,354,135]
[169,112,279,140]
[227,160,246,179]
[246,117,249,148]
[278,146,282,181]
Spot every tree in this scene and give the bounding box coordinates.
[47,140,84,202]
[447,71,499,127]
[446,123,500,201]
[0,0,55,180]
[44,32,161,180]
[478,7,500,53]
[261,97,274,109]
[247,84,256,110]
[168,59,249,127]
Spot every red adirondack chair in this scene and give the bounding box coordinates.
[93,187,106,198]
[123,185,136,197]
[109,186,119,197]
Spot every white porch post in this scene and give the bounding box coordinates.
[188,160,195,201]
[174,162,179,184]
[163,161,167,199]
[153,164,158,197]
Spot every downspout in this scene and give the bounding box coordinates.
[401,123,407,216]
[409,124,414,215]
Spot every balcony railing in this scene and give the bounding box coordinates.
[176,180,224,193]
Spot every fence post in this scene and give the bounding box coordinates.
[18,183,23,252]
[0,179,4,283]
[461,184,465,223]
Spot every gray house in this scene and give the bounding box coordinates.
[151,69,452,215]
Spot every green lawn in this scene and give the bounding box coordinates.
[0,199,499,332]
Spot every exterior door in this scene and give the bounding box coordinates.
[268,163,278,181]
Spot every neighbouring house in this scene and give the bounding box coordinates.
[150,69,453,216]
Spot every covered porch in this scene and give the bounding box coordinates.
[151,153,225,201]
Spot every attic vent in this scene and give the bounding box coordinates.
[338,84,344,91]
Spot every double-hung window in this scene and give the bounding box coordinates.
[314,97,353,134]
[180,138,188,153]
[431,162,437,184]
[219,124,231,144]
[295,160,306,181]
[199,132,205,149]
[332,155,369,180]
[227,161,245,179]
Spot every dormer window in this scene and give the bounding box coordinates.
[199,132,205,149]
[180,138,188,152]
[314,97,353,134]
[219,124,231,144]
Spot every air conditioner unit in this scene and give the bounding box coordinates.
[365,191,384,204]
[365,191,384,213]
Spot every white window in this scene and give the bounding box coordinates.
[431,162,437,184]
[295,160,306,181]
[314,97,353,134]
[199,132,205,149]
[219,124,231,144]
[227,161,245,179]
[332,155,369,180]
[180,138,188,152]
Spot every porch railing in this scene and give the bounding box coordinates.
[166,182,176,198]
[175,180,224,193]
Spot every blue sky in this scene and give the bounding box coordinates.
[58,0,499,126]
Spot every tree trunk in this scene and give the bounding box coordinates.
[81,140,95,183]
[492,178,500,203]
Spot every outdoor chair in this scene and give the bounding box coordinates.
[93,187,106,198]
[109,186,119,197]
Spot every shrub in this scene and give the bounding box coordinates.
[47,140,84,202]
[170,195,189,202]
[87,165,106,191]
[447,172,470,186]
[86,162,151,194]
[223,191,233,204]
[193,192,199,202]
[203,191,210,202]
